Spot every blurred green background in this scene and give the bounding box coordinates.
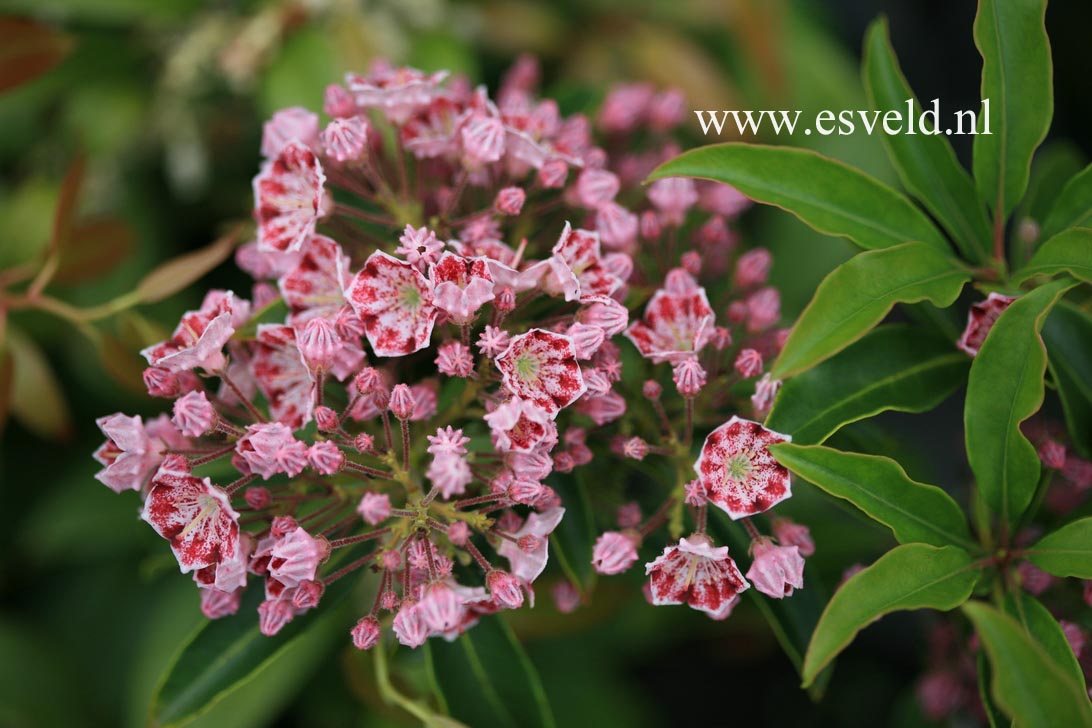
[1,1,1089,726]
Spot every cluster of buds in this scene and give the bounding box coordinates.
[93,57,799,649]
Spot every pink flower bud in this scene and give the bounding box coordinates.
[617,501,642,529]
[772,518,815,557]
[642,379,663,400]
[357,492,391,525]
[314,405,339,432]
[648,88,686,131]
[200,588,241,619]
[245,486,271,510]
[746,538,805,598]
[592,531,640,575]
[553,451,575,473]
[495,286,516,313]
[354,367,382,394]
[623,437,649,461]
[1017,561,1055,596]
[683,479,707,507]
[435,340,474,377]
[447,521,470,547]
[917,670,963,721]
[381,550,401,572]
[1059,620,1085,659]
[672,358,706,398]
[271,515,297,538]
[258,598,296,636]
[596,202,638,250]
[552,580,581,613]
[293,579,325,609]
[727,300,748,324]
[351,615,382,650]
[648,177,698,226]
[1038,439,1066,470]
[388,384,414,420]
[710,326,733,351]
[576,297,629,336]
[392,603,429,648]
[418,581,462,632]
[299,317,339,370]
[509,479,545,505]
[494,186,526,215]
[143,366,181,397]
[477,325,511,357]
[734,348,764,378]
[270,527,329,587]
[640,210,662,240]
[324,84,356,118]
[487,570,525,609]
[566,323,606,359]
[746,287,780,333]
[322,116,370,163]
[261,107,319,158]
[576,168,619,208]
[172,390,215,437]
[681,250,702,276]
[538,159,568,188]
[461,113,505,169]
[308,441,345,474]
[734,248,772,288]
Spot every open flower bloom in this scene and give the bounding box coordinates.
[93,414,187,493]
[251,325,316,429]
[346,251,439,357]
[142,456,241,574]
[497,507,565,583]
[957,292,1016,356]
[254,141,327,253]
[484,398,558,452]
[429,253,495,323]
[625,281,714,364]
[495,329,586,417]
[539,223,625,302]
[695,416,792,519]
[142,291,250,373]
[746,538,805,598]
[645,534,749,616]
[347,66,449,124]
[278,235,352,327]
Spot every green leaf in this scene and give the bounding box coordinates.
[137,226,240,304]
[151,562,356,727]
[766,324,969,445]
[647,143,948,252]
[1023,517,1092,578]
[965,278,1076,527]
[709,511,832,697]
[972,0,1053,219]
[802,544,980,687]
[862,18,992,261]
[963,601,1092,728]
[770,444,974,549]
[1011,228,1092,285]
[6,326,71,440]
[546,470,597,594]
[428,615,555,728]
[1042,162,1092,239]
[771,242,969,378]
[975,649,1005,728]
[1043,302,1092,458]
[1002,590,1087,691]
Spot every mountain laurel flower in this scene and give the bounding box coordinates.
[485,398,557,453]
[172,391,216,437]
[592,531,641,575]
[672,358,707,398]
[270,527,330,588]
[495,329,586,417]
[623,437,649,461]
[254,141,327,253]
[772,518,815,557]
[93,414,186,493]
[357,492,391,525]
[142,291,250,373]
[497,508,565,583]
[394,224,444,269]
[435,340,475,377]
[957,292,1016,356]
[351,615,381,650]
[696,416,792,519]
[201,588,243,620]
[261,107,320,158]
[393,602,430,648]
[745,287,780,333]
[258,598,297,636]
[308,441,345,474]
[647,177,698,226]
[321,116,369,163]
[1038,439,1066,470]
[625,283,714,363]
[495,186,526,215]
[645,534,749,617]
[346,251,438,357]
[236,423,310,480]
[733,348,763,379]
[389,384,416,420]
[751,373,782,417]
[298,317,340,371]
[746,538,805,599]
[487,570,525,609]
[429,253,495,323]
[733,248,772,288]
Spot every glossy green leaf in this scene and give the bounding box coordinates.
[1002,591,1087,690]
[770,444,974,549]
[975,649,1005,728]
[963,602,1092,728]
[1042,162,1092,239]
[1024,517,1092,578]
[1011,228,1092,285]
[428,615,555,728]
[771,242,969,378]
[862,18,991,261]
[965,279,1075,527]
[972,0,1052,219]
[710,512,831,697]
[151,562,356,727]
[547,470,597,594]
[7,326,71,440]
[648,143,948,252]
[766,324,969,445]
[802,544,980,687]
[1043,302,1092,458]
[137,226,240,304]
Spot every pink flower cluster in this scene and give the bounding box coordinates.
[94,57,800,649]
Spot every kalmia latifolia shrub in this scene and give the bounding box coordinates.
[93,58,812,649]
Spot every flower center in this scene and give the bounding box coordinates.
[399,283,422,310]
[726,453,753,481]
[514,352,541,382]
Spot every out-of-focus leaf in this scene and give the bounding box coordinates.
[7,325,71,440]
[766,324,968,445]
[0,350,12,436]
[972,0,1052,219]
[1011,228,1092,285]
[862,18,991,262]
[710,512,832,698]
[963,601,1092,728]
[649,143,948,252]
[547,470,596,594]
[1043,302,1092,458]
[802,544,980,687]
[1041,162,1092,239]
[1024,517,1092,578]
[231,298,289,341]
[1,0,196,22]
[136,227,240,304]
[150,564,356,727]
[46,154,84,260]
[53,219,134,285]
[770,444,974,549]
[0,18,72,94]
[1002,590,1087,690]
[976,649,1004,728]
[771,242,969,378]
[260,26,339,118]
[1018,143,1086,230]
[965,279,1075,527]
[98,332,147,393]
[428,615,555,728]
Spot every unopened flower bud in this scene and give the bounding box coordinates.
[144,366,181,398]
[642,379,663,400]
[734,348,764,378]
[308,441,345,474]
[351,615,381,650]
[324,84,356,118]
[357,492,391,525]
[389,384,414,420]
[314,406,339,432]
[734,248,772,288]
[494,186,526,215]
[354,432,376,453]
[592,531,640,575]
[617,501,642,529]
[495,286,516,313]
[1038,440,1066,470]
[640,210,662,240]
[172,390,215,437]
[447,521,470,547]
[537,158,568,188]
[245,486,271,510]
[293,579,325,609]
[772,518,815,557]
[623,437,649,461]
[270,515,298,539]
[672,358,706,398]
[746,538,805,599]
[299,318,339,370]
[354,367,382,395]
[487,570,525,609]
